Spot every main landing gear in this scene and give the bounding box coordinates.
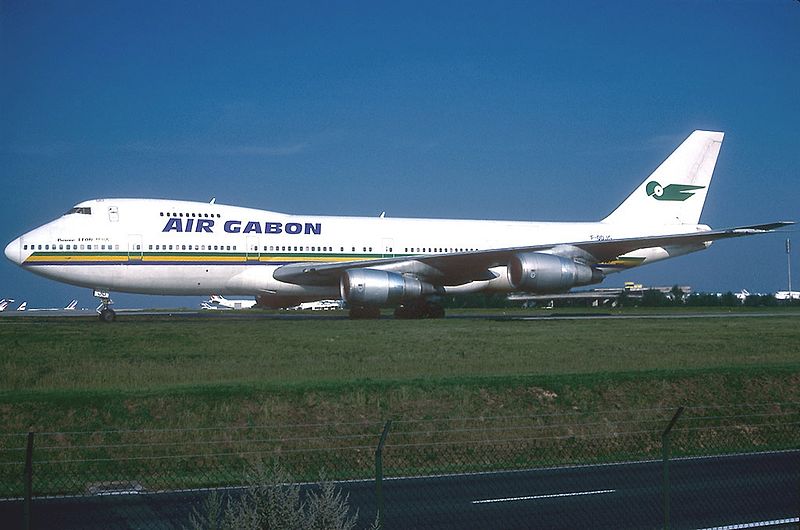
[94,290,116,323]
[348,305,382,319]
[393,300,445,319]
[347,300,446,320]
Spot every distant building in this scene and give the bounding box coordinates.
[775,291,800,301]
[507,281,693,306]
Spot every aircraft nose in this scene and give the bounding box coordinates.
[4,238,21,265]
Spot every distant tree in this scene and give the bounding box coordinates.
[640,289,669,307]
[669,285,685,305]
[743,294,777,307]
[616,290,629,307]
[719,292,739,307]
[686,293,720,307]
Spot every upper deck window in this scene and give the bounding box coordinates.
[65,207,92,215]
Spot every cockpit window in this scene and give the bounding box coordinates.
[65,207,92,215]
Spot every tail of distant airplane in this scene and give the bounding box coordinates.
[602,130,724,226]
[0,299,8,312]
[17,302,27,311]
[65,299,78,310]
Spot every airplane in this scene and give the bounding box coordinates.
[28,300,78,311]
[201,295,257,310]
[0,299,13,312]
[287,299,345,311]
[19,299,78,312]
[3,130,793,322]
[774,291,800,301]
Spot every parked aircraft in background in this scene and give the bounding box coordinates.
[287,299,344,311]
[774,291,800,301]
[200,295,257,310]
[4,131,792,321]
[19,299,78,312]
[0,299,13,312]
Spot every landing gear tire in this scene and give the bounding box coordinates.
[98,308,116,323]
[93,290,116,323]
[425,302,445,319]
[348,306,381,319]
[393,301,445,319]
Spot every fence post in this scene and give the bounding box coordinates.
[24,431,34,530]
[375,420,392,529]
[662,407,684,530]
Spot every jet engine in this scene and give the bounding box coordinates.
[340,269,434,306]
[508,252,603,293]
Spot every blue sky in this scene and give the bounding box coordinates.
[1,1,798,309]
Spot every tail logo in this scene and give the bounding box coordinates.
[646,181,705,201]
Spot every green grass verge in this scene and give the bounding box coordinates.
[0,311,797,496]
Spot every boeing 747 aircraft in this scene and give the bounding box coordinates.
[4,131,792,321]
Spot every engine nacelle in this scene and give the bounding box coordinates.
[340,269,431,306]
[508,252,603,293]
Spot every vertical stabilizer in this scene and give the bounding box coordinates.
[602,130,724,226]
[65,300,78,310]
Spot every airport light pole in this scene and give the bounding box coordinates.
[787,238,792,294]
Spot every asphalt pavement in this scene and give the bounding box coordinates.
[1,450,797,529]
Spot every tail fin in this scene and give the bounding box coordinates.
[65,300,78,310]
[602,130,724,226]
[17,302,27,311]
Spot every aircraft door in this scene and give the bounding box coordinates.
[382,238,395,258]
[246,236,260,262]
[128,235,143,261]
[108,206,120,222]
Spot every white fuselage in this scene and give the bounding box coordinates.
[5,198,703,303]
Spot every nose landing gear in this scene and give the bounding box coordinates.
[93,290,116,323]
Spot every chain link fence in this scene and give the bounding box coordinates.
[1,403,798,529]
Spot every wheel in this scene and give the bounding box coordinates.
[393,304,421,319]
[424,302,445,319]
[348,306,381,319]
[98,308,116,323]
[393,301,445,319]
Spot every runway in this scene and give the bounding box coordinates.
[1,308,797,322]
[2,450,797,529]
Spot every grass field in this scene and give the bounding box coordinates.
[1,309,798,495]
[1,309,799,432]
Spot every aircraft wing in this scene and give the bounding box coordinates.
[272,221,793,287]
